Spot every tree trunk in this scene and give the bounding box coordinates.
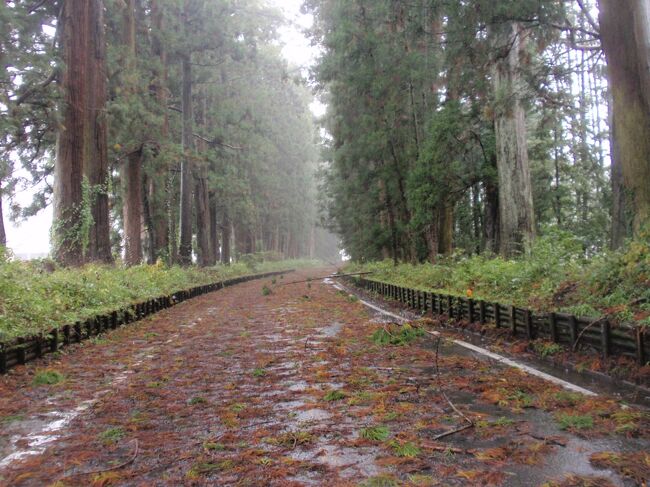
[123,148,142,265]
[121,0,142,266]
[221,210,231,265]
[599,0,650,233]
[178,51,193,265]
[438,203,453,256]
[491,22,536,257]
[483,178,499,254]
[194,170,211,267]
[209,194,219,264]
[147,0,170,263]
[54,0,100,266]
[610,97,631,249]
[84,0,112,263]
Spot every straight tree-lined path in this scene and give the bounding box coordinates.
[0,270,648,486]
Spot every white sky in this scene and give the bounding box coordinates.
[4,0,322,257]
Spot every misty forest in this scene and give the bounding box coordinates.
[1,1,650,486]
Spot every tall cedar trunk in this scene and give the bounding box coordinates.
[84,0,112,263]
[599,0,650,233]
[483,177,500,253]
[121,0,142,266]
[194,171,211,266]
[194,93,212,267]
[178,51,193,265]
[492,22,536,257]
[209,194,219,264]
[221,210,231,265]
[123,149,143,265]
[54,0,107,266]
[146,0,170,263]
[438,204,453,256]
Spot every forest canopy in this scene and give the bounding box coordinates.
[0,0,339,266]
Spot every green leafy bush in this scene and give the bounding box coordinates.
[0,258,314,342]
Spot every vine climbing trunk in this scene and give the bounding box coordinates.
[599,0,650,234]
[54,0,112,266]
[491,22,536,257]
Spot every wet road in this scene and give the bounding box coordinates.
[0,269,648,486]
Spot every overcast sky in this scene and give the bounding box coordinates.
[4,0,321,257]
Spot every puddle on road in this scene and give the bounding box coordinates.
[315,322,343,338]
[290,443,381,479]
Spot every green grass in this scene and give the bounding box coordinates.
[324,389,346,401]
[98,426,125,445]
[360,425,391,441]
[371,324,424,346]
[252,368,267,378]
[390,441,421,457]
[346,228,650,326]
[32,369,64,386]
[557,413,594,431]
[0,257,317,342]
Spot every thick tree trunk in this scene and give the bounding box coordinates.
[438,204,453,256]
[146,0,170,263]
[483,178,499,254]
[55,0,109,266]
[121,0,142,266]
[221,210,231,265]
[194,170,211,267]
[492,22,536,257]
[84,0,112,263]
[178,52,194,265]
[209,194,219,264]
[123,149,143,265]
[599,0,650,233]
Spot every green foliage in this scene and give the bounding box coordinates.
[347,230,650,322]
[98,427,125,445]
[252,368,266,378]
[323,389,346,401]
[261,285,272,296]
[390,441,421,457]
[359,425,390,442]
[358,476,399,487]
[32,369,64,386]
[532,341,564,357]
[0,259,305,342]
[557,414,594,431]
[371,324,424,347]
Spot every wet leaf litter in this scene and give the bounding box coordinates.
[0,269,648,486]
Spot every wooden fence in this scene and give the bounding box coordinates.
[345,276,648,366]
[0,270,291,374]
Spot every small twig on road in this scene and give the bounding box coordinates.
[432,336,474,440]
[62,439,139,479]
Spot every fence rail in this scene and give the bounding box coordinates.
[0,270,291,374]
[344,277,648,366]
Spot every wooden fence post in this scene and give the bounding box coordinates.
[549,313,558,343]
[50,329,58,353]
[494,303,501,328]
[601,320,611,359]
[525,310,534,340]
[447,295,454,318]
[0,346,6,374]
[569,315,578,348]
[636,327,647,366]
[479,301,486,325]
[468,299,475,323]
[510,306,517,336]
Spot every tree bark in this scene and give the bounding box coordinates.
[84,0,112,263]
[491,22,536,257]
[123,149,143,265]
[121,0,142,266]
[599,0,650,233]
[221,210,231,265]
[54,0,101,266]
[178,51,194,265]
[209,194,219,264]
[194,170,211,267]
